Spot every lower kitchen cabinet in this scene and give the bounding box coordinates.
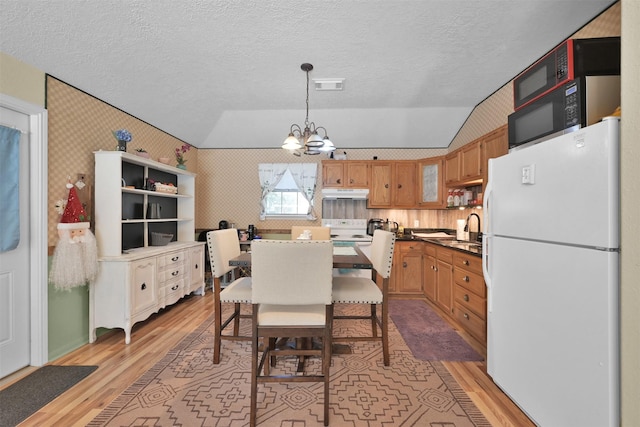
[89,242,205,344]
[422,242,486,349]
[434,247,454,315]
[452,251,487,344]
[390,241,424,296]
[423,245,437,301]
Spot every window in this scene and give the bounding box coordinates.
[258,163,318,220]
[264,169,310,216]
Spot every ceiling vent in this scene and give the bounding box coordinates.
[313,78,345,91]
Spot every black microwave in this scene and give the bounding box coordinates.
[508,75,620,150]
[513,37,620,110]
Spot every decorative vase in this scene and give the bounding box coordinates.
[176,164,187,170]
[116,140,127,152]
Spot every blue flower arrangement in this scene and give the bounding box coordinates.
[113,129,132,142]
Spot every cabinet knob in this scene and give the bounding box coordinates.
[463,259,469,266]
[350,178,354,184]
[195,263,199,269]
[397,184,402,189]
[403,262,407,268]
[172,270,180,276]
[385,183,389,188]
[337,179,341,184]
[464,294,469,301]
[141,283,146,290]
[172,256,179,262]
[463,313,469,320]
[171,284,179,291]
[463,275,470,282]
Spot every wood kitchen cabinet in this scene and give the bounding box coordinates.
[435,247,454,315]
[452,251,487,346]
[368,161,418,208]
[422,242,454,314]
[321,160,370,188]
[369,161,392,207]
[460,140,482,183]
[393,161,418,207]
[444,152,460,185]
[390,241,424,296]
[480,125,508,190]
[423,244,437,301]
[418,157,445,208]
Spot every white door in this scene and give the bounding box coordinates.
[0,105,31,378]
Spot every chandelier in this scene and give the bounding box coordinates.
[282,63,336,155]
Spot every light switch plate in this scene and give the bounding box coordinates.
[522,164,535,184]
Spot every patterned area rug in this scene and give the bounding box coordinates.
[88,305,490,426]
[389,299,484,361]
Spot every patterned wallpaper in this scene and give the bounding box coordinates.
[46,1,620,239]
[46,76,197,245]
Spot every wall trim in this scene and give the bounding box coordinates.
[0,93,49,366]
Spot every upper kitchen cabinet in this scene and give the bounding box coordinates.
[368,161,418,208]
[418,157,445,208]
[445,140,482,186]
[393,161,418,208]
[322,160,370,188]
[444,151,460,185]
[444,125,507,189]
[369,161,392,207]
[460,140,482,183]
[480,125,508,187]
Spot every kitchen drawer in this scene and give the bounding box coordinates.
[454,301,486,343]
[454,283,486,318]
[424,244,436,257]
[436,247,453,264]
[400,241,423,254]
[158,250,188,269]
[162,278,185,307]
[158,260,187,282]
[453,252,482,275]
[453,268,485,297]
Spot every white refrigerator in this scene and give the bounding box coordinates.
[482,118,620,427]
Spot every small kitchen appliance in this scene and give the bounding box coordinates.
[508,75,620,150]
[367,218,385,236]
[513,37,620,110]
[483,118,620,426]
[218,220,229,229]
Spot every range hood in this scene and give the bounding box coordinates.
[321,188,369,200]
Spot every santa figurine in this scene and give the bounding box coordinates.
[49,182,98,291]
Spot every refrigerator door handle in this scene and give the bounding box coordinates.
[482,173,494,312]
[483,235,493,313]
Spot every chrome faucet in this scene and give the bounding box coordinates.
[464,213,481,242]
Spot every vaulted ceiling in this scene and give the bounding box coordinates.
[0,0,616,150]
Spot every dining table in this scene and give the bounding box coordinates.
[228,242,373,370]
[228,243,373,270]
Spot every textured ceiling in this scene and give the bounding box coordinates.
[0,0,615,150]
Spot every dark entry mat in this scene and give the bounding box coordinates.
[0,365,98,426]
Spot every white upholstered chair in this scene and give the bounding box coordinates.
[331,229,396,366]
[290,225,331,240]
[250,240,334,427]
[206,229,252,364]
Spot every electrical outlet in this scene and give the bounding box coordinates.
[413,220,420,227]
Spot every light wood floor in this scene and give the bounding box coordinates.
[1,292,534,427]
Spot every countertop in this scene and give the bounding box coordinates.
[395,228,482,257]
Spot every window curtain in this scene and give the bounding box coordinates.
[0,125,22,252]
[258,163,288,220]
[288,163,318,220]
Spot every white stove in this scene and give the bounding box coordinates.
[321,219,372,242]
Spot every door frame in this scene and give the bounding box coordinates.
[1,93,48,366]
